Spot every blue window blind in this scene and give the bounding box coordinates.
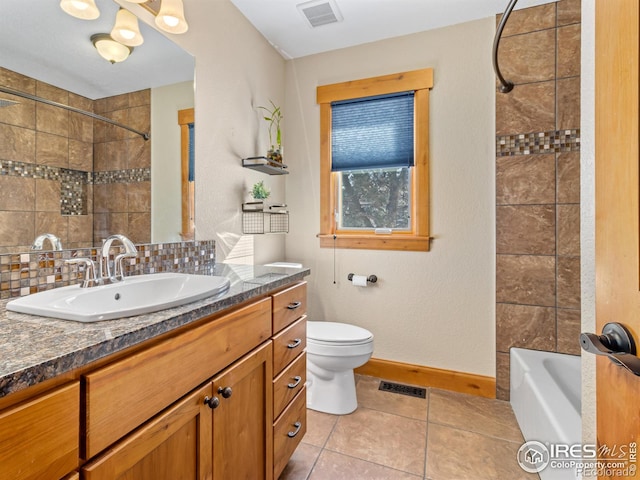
[331,92,414,172]
[188,123,195,182]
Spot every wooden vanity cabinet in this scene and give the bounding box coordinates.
[271,282,308,479]
[0,382,79,480]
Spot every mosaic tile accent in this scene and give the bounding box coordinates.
[92,168,151,185]
[496,129,580,156]
[60,168,90,215]
[0,240,216,299]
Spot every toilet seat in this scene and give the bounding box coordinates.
[307,321,373,346]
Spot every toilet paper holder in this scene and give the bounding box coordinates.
[347,273,377,283]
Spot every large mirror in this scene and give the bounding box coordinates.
[0,0,195,254]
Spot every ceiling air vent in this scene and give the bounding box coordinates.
[297,0,343,28]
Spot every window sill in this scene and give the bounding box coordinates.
[318,234,430,252]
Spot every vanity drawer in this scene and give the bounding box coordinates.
[273,387,307,480]
[273,315,306,376]
[273,352,306,420]
[84,298,271,459]
[272,281,307,333]
[0,382,79,480]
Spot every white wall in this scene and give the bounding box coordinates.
[166,0,287,264]
[580,0,597,452]
[284,18,497,376]
[151,80,194,243]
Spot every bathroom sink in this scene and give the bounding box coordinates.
[6,273,231,322]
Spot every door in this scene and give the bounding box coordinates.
[212,341,273,480]
[83,383,213,480]
[595,0,640,478]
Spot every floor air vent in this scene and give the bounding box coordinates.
[378,381,426,399]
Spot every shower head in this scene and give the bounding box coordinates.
[0,98,19,108]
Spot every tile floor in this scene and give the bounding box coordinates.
[279,375,540,480]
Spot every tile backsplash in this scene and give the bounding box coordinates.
[0,240,215,300]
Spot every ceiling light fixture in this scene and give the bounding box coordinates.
[60,0,100,20]
[111,8,144,47]
[91,34,133,64]
[155,0,189,34]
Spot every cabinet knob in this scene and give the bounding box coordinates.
[204,396,220,409]
[218,386,233,398]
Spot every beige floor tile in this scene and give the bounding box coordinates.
[325,407,427,476]
[302,409,339,448]
[355,375,428,420]
[428,388,524,442]
[425,423,538,480]
[279,443,322,480]
[309,450,422,480]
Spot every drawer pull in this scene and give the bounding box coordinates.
[287,301,302,310]
[287,376,302,389]
[218,386,233,398]
[287,338,302,349]
[287,421,302,438]
[204,396,220,409]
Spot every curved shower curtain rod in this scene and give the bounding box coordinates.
[493,0,519,94]
[0,86,150,140]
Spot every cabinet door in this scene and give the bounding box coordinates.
[212,341,273,480]
[83,384,213,480]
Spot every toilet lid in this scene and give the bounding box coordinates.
[307,321,373,344]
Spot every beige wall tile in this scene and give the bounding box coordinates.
[36,103,69,137]
[0,96,35,130]
[0,123,36,163]
[35,82,68,104]
[35,212,68,246]
[128,213,151,244]
[0,211,34,247]
[129,89,150,108]
[0,176,35,211]
[496,303,556,352]
[0,68,36,94]
[94,184,128,213]
[557,309,581,355]
[498,3,556,36]
[496,81,555,136]
[496,352,510,401]
[69,111,94,143]
[557,204,580,256]
[35,179,61,212]
[129,105,151,136]
[69,140,93,171]
[496,254,556,306]
[497,205,556,255]
[557,76,580,130]
[94,140,128,171]
[497,154,556,205]
[557,256,580,309]
[557,0,581,26]
[127,182,151,213]
[36,132,68,168]
[498,29,555,84]
[68,214,94,244]
[128,137,151,169]
[557,152,580,203]
[557,24,581,78]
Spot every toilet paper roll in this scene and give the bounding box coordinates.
[352,275,368,287]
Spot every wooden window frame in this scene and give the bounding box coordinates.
[316,68,433,251]
[178,108,195,241]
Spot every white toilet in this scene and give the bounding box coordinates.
[306,321,374,415]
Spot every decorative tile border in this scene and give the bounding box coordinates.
[496,129,580,157]
[0,159,150,215]
[0,240,215,299]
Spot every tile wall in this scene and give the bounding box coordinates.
[495,0,581,400]
[0,67,151,253]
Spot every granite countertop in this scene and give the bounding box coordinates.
[0,264,310,399]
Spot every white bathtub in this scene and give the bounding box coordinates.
[510,348,582,480]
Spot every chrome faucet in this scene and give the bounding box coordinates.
[100,234,138,282]
[65,258,100,288]
[31,233,62,251]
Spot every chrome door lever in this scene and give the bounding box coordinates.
[580,322,640,376]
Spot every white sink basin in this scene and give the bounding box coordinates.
[6,273,231,322]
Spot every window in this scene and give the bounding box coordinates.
[316,68,433,251]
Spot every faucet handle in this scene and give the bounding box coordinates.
[65,258,99,288]
[114,252,137,280]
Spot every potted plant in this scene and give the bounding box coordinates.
[258,100,283,163]
[251,180,271,201]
